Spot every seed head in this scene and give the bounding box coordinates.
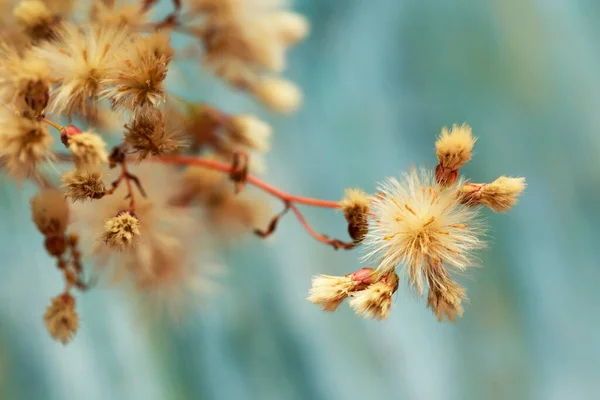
[102,210,140,250]
[65,130,109,169]
[348,272,399,320]
[252,77,302,114]
[435,123,477,185]
[363,167,485,294]
[339,188,370,242]
[30,189,70,237]
[43,293,78,344]
[61,169,106,202]
[461,177,526,212]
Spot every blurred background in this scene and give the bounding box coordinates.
[2,0,600,399]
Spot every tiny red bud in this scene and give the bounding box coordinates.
[351,267,377,288]
[60,125,83,147]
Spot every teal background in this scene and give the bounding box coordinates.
[1,0,600,399]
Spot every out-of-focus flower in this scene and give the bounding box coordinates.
[13,0,59,42]
[90,0,150,29]
[34,23,128,117]
[0,44,50,116]
[102,32,173,111]
[102,210,140,250]
[30,188,70,237]
[251,77,301,113]
[61,169,106,202]
[64,130,109,169]
[124,108,185,161]
[0,108,53,179]
[226,114,272,152]
[44,293,78,344]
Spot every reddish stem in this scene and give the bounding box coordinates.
[154,155,341,209]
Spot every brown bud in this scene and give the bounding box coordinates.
[24,79,49,116]
[44,235,67,257]
[60,125,83,147]
[435,164,459,186]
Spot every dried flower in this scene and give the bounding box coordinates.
[339,188,370,242]
[65,131,109,168]
[226,114,272,152]
[0,108,53,179]
[44,293,78,344]
[90,1,150,29]
[124,108,184,160]
[308,267,376,312]
[61,169,106,202]
[102,210,140,250]
[348,272,399,320]
[363,167,485,294]
[426,276,466,322]
[435,123,477,185]
[272,11,309,45]
[102,32,173,111]
[252,77,302,113]
[13,0,58,42]
[34,23,128,117]
[0,45,50,116]
[30,189,70,237]
[461,177,526,212]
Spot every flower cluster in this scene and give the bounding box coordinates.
[0,1,526,347]
[309,124,525,321]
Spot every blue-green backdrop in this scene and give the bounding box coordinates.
[1,0,599,399]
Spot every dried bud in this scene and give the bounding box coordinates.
[435,123,477,185]
[227,114,272,152]
[65,130,109,168]
[44,235,67,257]
[23,78,49,116]
[44,293,78,344]
[13,0,58,42]
[273,11,310,45]
[253,77,302,114]
[60,125,82,146]
[30,189,70,237]
[308,268,378,312]
[102,210,140,250]
[426,279,467,322]
[61,169,106,202]
[124,109,184,160]
[460,177,526,212]
[339,188,370,242]
[348,272,399,320]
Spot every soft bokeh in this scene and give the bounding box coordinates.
[2,0,600,399]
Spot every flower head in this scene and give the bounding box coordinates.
[0,108,53,179]
[65,130,109,168]
[0,45,50,116]
[363,167,485,294]
[102,32,173,111]
[348,272,399,320]
[435,123,477,185]
[252,77,301,113]
[339,188,370,242]
[102,210,140,250]
[34,23,128,117]
[30,188,70,237]
[13,0,58,42]
[44,293,78,344]
[226,114,272,152]
[308,267,376,312]
[61,169,106,202]
[461,177,526,212]
[124,108,185,160]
